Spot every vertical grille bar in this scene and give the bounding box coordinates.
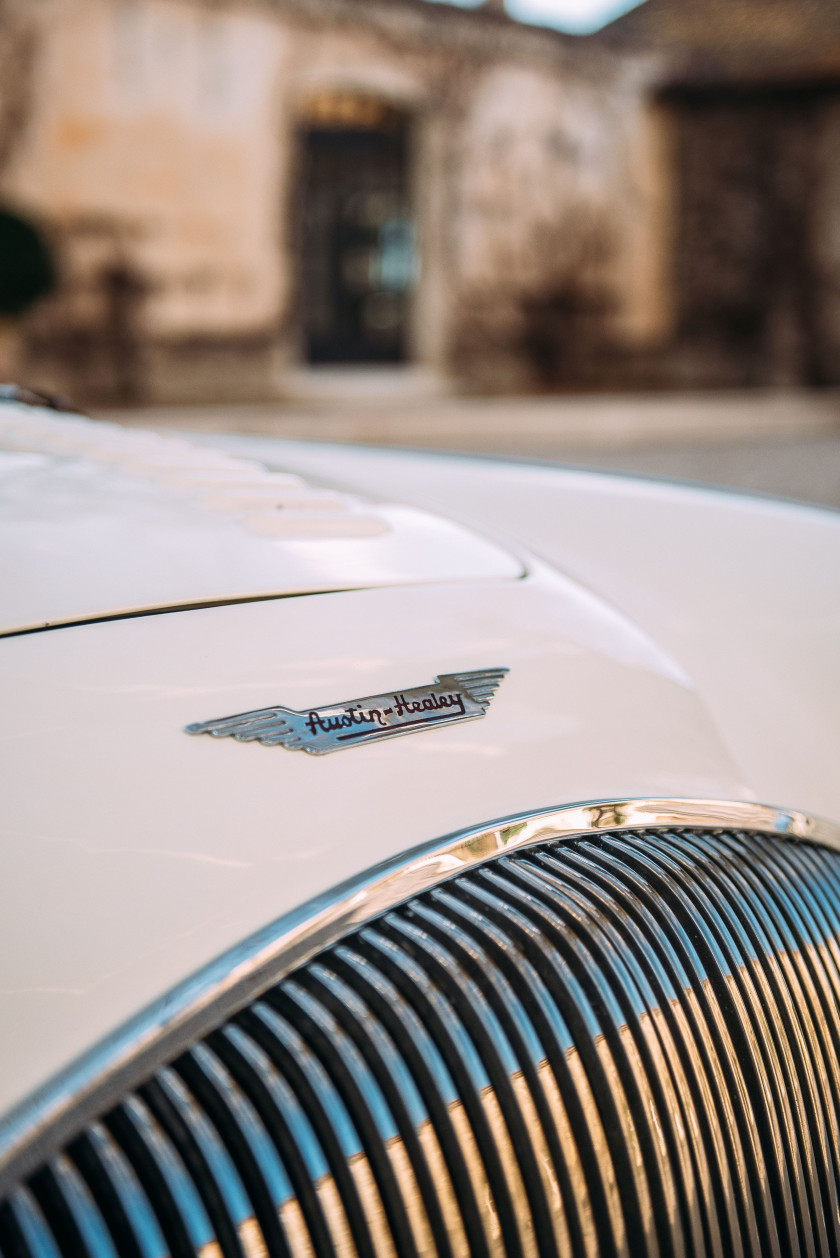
[7,826,840,1257]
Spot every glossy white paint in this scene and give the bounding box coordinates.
[0,406,520,633]
[0,560,747,1118]
[2,413,839,1130]
[235,437,840,826]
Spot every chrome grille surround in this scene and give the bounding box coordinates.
[3,800,840,1257]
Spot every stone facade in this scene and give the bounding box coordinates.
[0,0,838,403]
[600,0,840,388]
[0,0,669,402]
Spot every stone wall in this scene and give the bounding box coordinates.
[448,56,667,388]
[0,0,663,403]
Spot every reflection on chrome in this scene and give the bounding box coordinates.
[3,802,840,1257]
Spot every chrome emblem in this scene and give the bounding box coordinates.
[185,669,508,755]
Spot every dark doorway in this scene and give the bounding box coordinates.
[665,82,840,386]
[298,96,415,364]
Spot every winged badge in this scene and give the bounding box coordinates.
[185,669,508,756]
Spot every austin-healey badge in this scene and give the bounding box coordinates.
[185,669,508,755]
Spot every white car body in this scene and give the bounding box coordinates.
[2,401,840,1160]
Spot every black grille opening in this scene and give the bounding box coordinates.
[4,826,840,1257]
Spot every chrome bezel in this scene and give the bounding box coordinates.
[1,796,838,1193]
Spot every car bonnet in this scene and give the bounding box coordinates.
[0,403,521,636]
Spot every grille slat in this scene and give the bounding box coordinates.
[28,1160,105,1258]
[711,829,840,1237]
[173,1048,294,1258]
[438,881,603,1258]
[527,850,711,1258]
[270,981,422,1258]
[138,1072,248,1258]
[9,826,840,1255]
[409,896,570,1258]
[607,837,781,1250]
[211,1023,338,1258]
[631,834,807,1254]
[362,923,528,1258]
[501,854,689,1257]
[477,861,653,1257]
[68,1126,163,1258]
[557,845,746,1258]
[2,1187,63,1258]
[450,875,620,1258]
[300,963,458,1258]
[104,1098,208,1258]
[242,1001,382,1258]
[332,944,491,1258]
[666,831,834,1257]
[0,1196,32,1258]
[379,911,549,1258]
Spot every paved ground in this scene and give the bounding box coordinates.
[102,387,840,509]
[564,435,840,509]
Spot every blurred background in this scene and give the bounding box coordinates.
[1,0,839,502]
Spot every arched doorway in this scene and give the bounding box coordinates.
[297,91,416,365]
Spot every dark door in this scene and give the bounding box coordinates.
[667,84,840,386]
[299,113,415,364]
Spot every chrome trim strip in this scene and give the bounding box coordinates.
[1,796,838,1193]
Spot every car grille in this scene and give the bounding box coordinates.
[4,824,840,1257]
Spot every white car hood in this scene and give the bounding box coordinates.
[1,563,747,1122]
[0,406,519,634]
[2,410,840,1132]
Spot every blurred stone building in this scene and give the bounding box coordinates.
[601,0,840,390]
[0,0,838,403]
